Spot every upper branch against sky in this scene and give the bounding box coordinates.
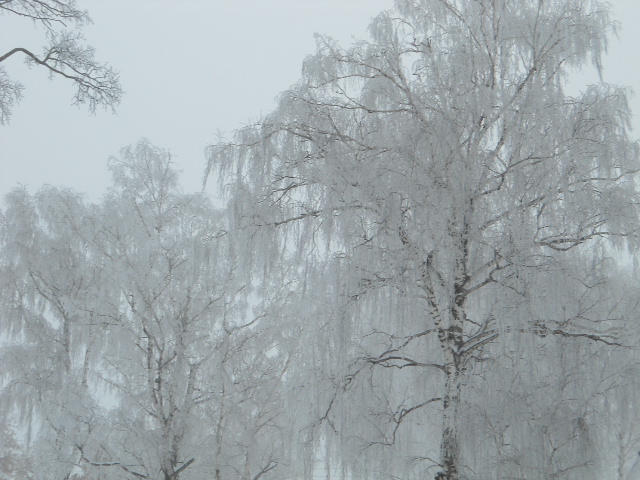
[0,0,122,124]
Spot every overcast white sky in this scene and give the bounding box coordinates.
[1,0,639,201]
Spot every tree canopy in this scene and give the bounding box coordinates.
[0,140,294,480]
[206,0,640,478]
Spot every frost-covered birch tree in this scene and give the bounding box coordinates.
[0,140,292,480]
[206,1,640,479]
[0,183,112,479]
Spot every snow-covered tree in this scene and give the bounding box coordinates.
[0,140,291,480]
[0,182,109,479]
[206,1,640,478]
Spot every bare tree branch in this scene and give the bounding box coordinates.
[0,1,121,122]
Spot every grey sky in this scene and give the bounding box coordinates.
[1,0,638,201]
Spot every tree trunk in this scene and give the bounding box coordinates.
[437,363,462,480]
[435,229,468,480]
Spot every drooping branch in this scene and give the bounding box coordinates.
[252,460,277,480]
[365,397,443,448]
[171,458,196,478]
[368,354,446,372]
[539,325,623,347]
[77,445,150,479]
